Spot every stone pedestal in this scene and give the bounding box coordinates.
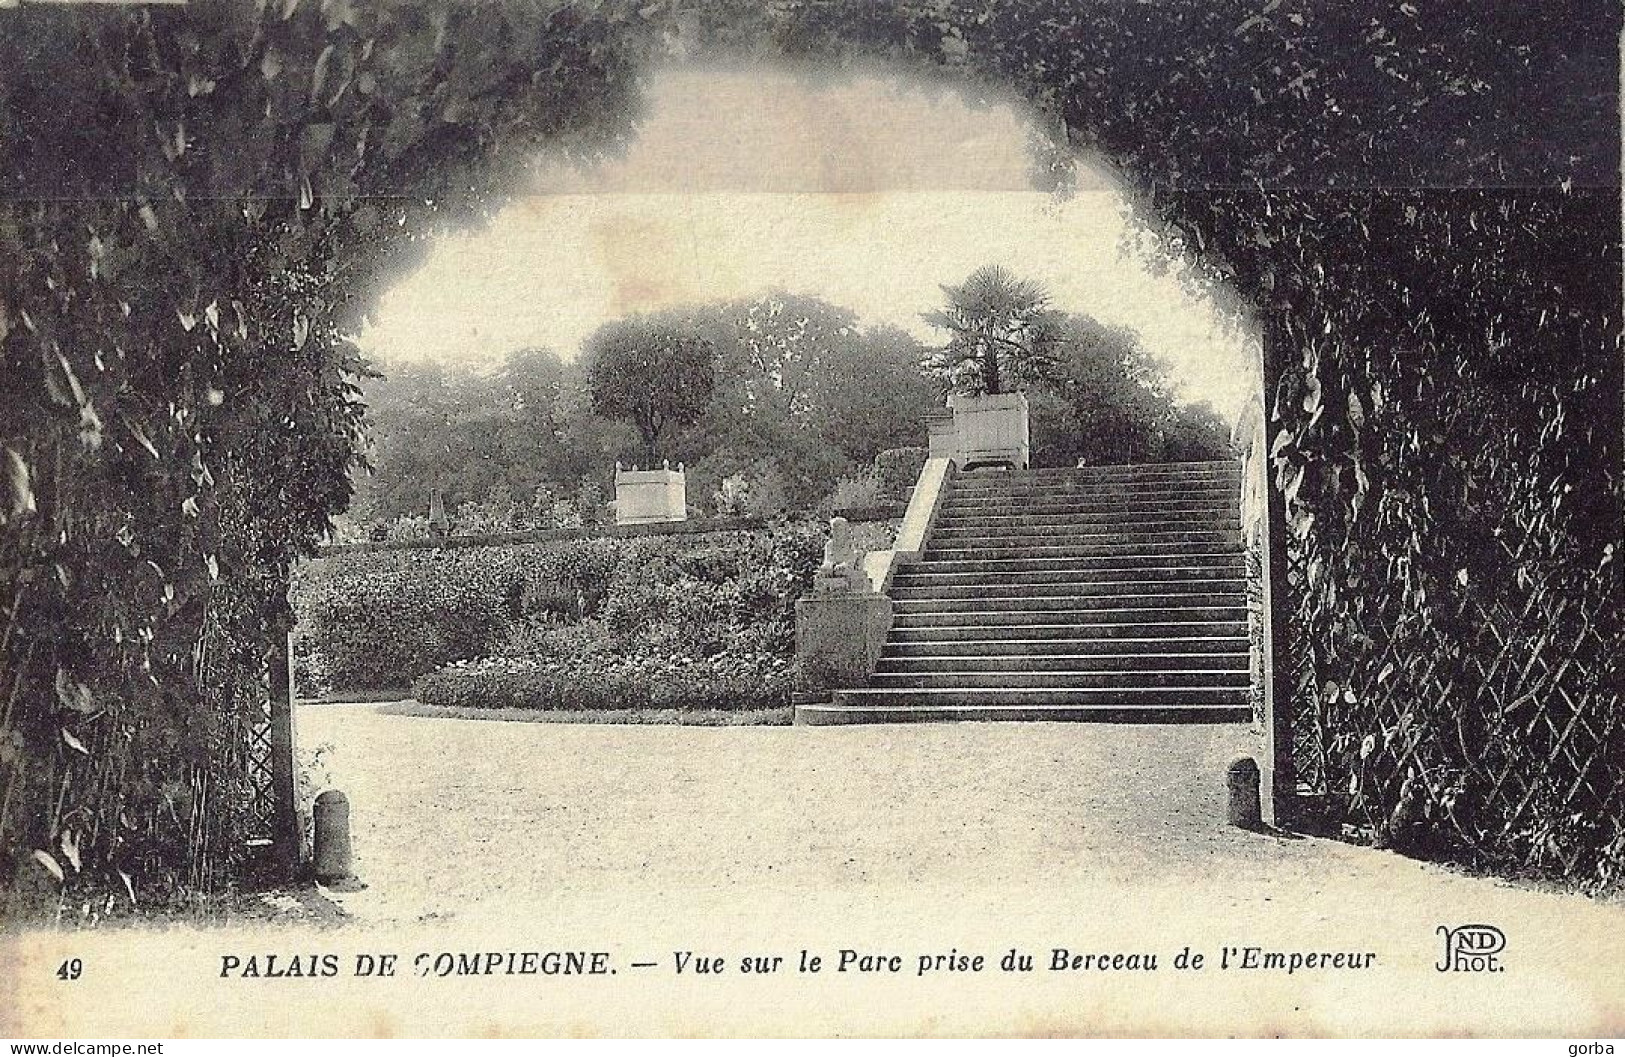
[313,789,362,890]
[794,592,893,702]
[614,462,687,525]
[948,391,1030,469]
[926,409,958,462]
[1227,757,1263,830]
[428,488,449,537]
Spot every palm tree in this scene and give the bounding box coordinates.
[923,264,1061,395]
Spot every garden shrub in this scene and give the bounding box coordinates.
[293,551,513,691]
[413,651,792,712]
[293,523,825,695]
[871,446,928,500]
[827,473,885,511]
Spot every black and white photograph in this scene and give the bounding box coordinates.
[0,0,1621,1042]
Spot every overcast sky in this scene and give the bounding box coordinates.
[359,66,1258,421]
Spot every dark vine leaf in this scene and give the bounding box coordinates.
[54,668,96,714]
[59,829,82,873]
[32,850,63,884]
[310,45,335,102]
[3,447,35,520]
[122,417,160,460]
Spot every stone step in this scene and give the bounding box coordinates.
[888,619,1248,642]
[949,484,1235,504]
[930,525,1242,546]
[893,605,1246,628]
[912,553,1245,576]
[875,651,1250,673]
[997,458,1237,472]
[837,684,1246,705]
[892,567,1244,590]
[925,539,1243,562]
[949,485,1241,504]
[883,636,1250,658]
[888,577,1246,601]
[955,463,1238,481]
[869,668,1251,690]
[936,509,1240,530]
[955,463,1239,486]
[798,689,1252,725]
[942,495,1239,517]
[891,591,1243,615]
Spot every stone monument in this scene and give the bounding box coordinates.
[614,460,688,526]
[814,516,873,594]
[794,516,892,703]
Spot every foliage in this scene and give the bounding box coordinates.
[292,550,512,690]
[383,700,792,726]
[871,447,928,500]
[827,474,885,511]
[923,264,1061,395]
[1255,192,1624,882]
[413,651,792,712]
[352,293,940,526]
[292,523,824,694]
[401,521,823,715]
[1,0,647,918]
[2,0,1619,918]
[583,316,716,465]
[351,349,624,525]
[1027,316,1231,467]
[672,293,939,509]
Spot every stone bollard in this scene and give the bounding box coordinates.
[313,790,359,888]
[1226,757,1263,830]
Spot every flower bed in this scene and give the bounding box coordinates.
[294,522,824,700]
[412,651,792,712]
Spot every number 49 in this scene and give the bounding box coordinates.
[56,958,82,981]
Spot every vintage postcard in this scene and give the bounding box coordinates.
[1,0,1621,1041]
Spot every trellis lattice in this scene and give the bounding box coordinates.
[1289,570,1624,886]
[243,695,278,846]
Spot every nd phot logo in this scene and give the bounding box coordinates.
[1436,924,1506,972]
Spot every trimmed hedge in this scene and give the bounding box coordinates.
[292,523,824,695]
[412,652,792,712]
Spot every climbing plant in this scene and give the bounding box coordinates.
[2,0,1620,920]
[0,0,647,918]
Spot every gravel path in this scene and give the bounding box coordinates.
[19,704,1614,1038]
[267,704,1623,1037]
[299,702,1267,922]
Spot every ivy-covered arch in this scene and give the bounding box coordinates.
[2,0,1620,917]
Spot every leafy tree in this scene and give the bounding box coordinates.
[583,318,716,465]
[1,0,1616,917]
[352,350,593,523]
[922,264,1063,395]
[819,324,941,461]
[1025,314,1229,467]
[667,293,938,508]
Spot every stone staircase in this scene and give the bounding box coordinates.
[804,460,1253,724]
